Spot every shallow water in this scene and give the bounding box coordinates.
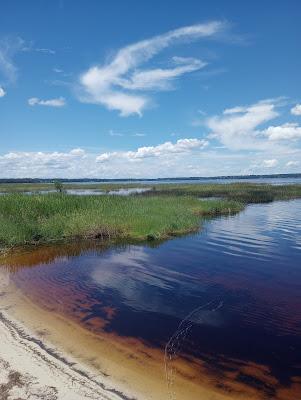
[2,200,301,398]
[0,187,151,196]
[66,177,301,185]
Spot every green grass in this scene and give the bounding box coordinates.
[0,193,243,252]
[1,182,301,252]
[1,182,301,203]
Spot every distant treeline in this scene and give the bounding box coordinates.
[0,173,301,184]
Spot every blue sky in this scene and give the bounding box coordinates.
[0,0,300,178]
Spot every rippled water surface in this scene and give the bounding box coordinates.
[2,199,301,398]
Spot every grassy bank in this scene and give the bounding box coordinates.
[0,194,243,252]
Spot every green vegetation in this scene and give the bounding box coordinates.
[148,183,301,203]
[1,182,301,253]
[53,180,64,193]
[0,193,243,252]
[1,182,301,203]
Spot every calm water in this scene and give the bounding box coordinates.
[3,199,301,397]
[0,187,151,196]
[66,177,301,185]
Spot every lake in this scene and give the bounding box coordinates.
[1,199,301,399]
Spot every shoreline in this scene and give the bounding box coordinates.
[0,271,261,400]
[0,309,131,400]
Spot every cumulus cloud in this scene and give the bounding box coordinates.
[69,148,86,156]
[206,99,279,150]
[78,21,225,116]
[0,86,5,97]
[28,97,66,107]
[1,144,300,179]
[96,138,208,163]
[262,123,301,141]
[286,160,300,167]
[262,159,278,168]
[0,149,86,177]
[291,104,301,116]
[205,98,301,151]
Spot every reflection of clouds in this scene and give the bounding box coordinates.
[90,246,224,326]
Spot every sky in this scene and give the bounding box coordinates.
[0,0,300,178]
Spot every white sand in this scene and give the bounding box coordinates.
[0,309,132,400]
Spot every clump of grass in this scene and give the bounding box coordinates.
[0,193,243,251]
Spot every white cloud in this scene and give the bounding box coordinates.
[118,57,206,91]
[96,138,208,163]
[28,97,66,107]
[263,159,278,168]
[263,123,301,141]
[206,99,279,150]
[0,86,5,97]
[0,149,86,177]
[78,21,225,116]
[1,144,301,179]
[286,160,300,167]
[205,98,301,151]
[291,104,301,116]
[132,133,146,137]
[69,148,86,156]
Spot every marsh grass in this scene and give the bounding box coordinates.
[148,183,301,203]
[0,193,243,251]
[1,182,301,203]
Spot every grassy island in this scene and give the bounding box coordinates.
[0,193,242,252]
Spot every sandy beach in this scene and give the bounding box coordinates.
[0,266,136,400]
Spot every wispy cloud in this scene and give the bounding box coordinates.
[0,36,24,83]
[34,47,55,55]
[78,21,226,117]
[109,130,124,137]
[286,160,300,167]
[0,36,56,86]
[28,97,66,107]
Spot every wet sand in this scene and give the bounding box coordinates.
[1,268,300,400]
